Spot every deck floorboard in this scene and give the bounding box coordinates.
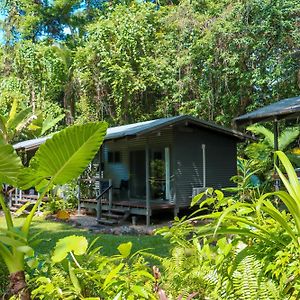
[81,198,174,210]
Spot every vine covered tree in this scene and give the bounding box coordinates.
[0,0,299,128]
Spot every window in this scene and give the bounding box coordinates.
[108,151,121,163]
[114,151,121,163]
[108,151,114,163]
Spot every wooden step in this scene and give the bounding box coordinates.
[10,206,30,215]
[22,194,38,199]
[14,203,27,208]
[97,218,118,225]
[81,198,97,204]
[102,213,124,219]
[109,207,130,214]
[18,199,34,204]
[21,195,49,201]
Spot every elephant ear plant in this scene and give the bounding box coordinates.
[0,122,107,299]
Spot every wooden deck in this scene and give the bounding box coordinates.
[80,198,174,210]
[80,198,176,225]
[113,200,175,210]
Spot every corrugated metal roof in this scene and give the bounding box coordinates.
[105,116,180,140]
[13,135,51,151]
[234,95,300,126]
[13,115,246,151]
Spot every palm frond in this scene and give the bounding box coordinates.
[247,125,274,147]
[278,127,300,151]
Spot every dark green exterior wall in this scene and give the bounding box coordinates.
[102,124,238,209]
[173,125,237,208]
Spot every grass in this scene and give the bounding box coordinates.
[0,216,170,256]
[0,215,171,293]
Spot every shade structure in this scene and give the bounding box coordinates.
[234,95,300,127]
[234,95,300,191]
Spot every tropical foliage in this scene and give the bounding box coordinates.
[158,151,300,299]
[0,0,300,298]
[244,124,300,182]
[28,237,157,299]
[0,121,107,298]
[0,0,299,126]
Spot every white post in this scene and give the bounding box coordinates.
[9,191,12,208]
[165,147,171,200]
[15,188,18,204]
[202,144,206,187]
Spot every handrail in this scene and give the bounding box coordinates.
[96,184,113,201]
[96,184,113,220]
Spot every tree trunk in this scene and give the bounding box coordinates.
[8,271,30,300]
[31,88,36,113]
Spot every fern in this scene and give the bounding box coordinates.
[229,254,282,300]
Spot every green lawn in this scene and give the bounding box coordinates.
[0,216,171,293]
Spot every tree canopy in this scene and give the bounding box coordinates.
[0,0,299,127]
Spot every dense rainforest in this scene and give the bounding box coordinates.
[0,0,299,129]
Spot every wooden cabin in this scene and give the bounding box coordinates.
[13,115,245,225]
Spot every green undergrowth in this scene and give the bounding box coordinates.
[0,216,170,294]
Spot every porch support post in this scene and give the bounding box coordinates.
[165,147,171,200]
[8,188,12,208]
[98,148,102,219]
[96,197,102,221]
[145,144,151,226]
[15,188,19,204]
[77,177,81,215]
[108,179,112,213]
[202,144,206,188]
[274,120,279,152]
[274,120,280,191]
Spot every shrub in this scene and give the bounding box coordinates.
[28,236,157,299]
[157,151,300,299]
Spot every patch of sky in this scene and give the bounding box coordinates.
[0,0,158,44]
[0,13,5,44]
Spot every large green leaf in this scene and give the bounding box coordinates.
[0,143,22,186]
[275,151,300,201]
[247,125,274,147]
[41,114,65,136]
[52,235,88,263]
[278,127,300,151]
[0,115,8,143]
[117,242,132,258]
[10,107,33,133]
[28,113,65,137]
[19,122,107,191]
[6,99,18,126]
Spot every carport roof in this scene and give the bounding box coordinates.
[13,115,246,151]
[234,95,300,126]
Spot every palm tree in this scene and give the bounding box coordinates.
[246,124,299,151]
[244,124,300,180]
[0,99,34,144]
[0,99,65,144]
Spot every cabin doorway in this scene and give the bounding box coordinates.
[150,147,171,200]
[150,149,166,200]
[129,150,146,199]
[129,147,171,201]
